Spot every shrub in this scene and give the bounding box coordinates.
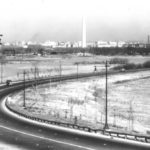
[74,61,103,65]
[109,58,128,64]
[143,61,150,68]
[123,63,137,70]
[113,63,141,70]
[113,65,124,70]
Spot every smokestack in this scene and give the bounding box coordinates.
[82,17,86,48]
[148,35,150,44]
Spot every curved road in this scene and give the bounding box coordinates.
[0,73,150,150]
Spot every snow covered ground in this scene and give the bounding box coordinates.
[8,70,150,135]
[2,55,150,83]
[0,142,26,150]
[1,57,105,82]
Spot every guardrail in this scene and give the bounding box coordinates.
[5,101,150,144]
[2,69,150,145]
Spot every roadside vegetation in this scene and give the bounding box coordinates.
[74,61,104,65]
[74,58,128,65]
[1,45,150,56]
[109,57,128,64]
[113,60,150,71]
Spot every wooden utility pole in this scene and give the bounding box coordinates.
[77,63,79,80]
[59,61,62,83]
[48,69,51,88]
[128,101,134,131]
[34,67,38,89]
[104,61,109,130]
[23,70,26,107]
[113,108,116,127]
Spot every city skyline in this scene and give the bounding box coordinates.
[0,0,150,42]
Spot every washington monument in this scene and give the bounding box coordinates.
[82,17,86,48]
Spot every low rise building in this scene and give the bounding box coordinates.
[96,41,118,48]
[41,41,58,48]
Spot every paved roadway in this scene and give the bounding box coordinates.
[0,98,150,149]
[0,76,150,150]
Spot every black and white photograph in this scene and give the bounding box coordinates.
[0,0,150,149]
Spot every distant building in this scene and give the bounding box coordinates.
[72,41,82,48]
[117,41,126,47]
[65,41,73,48]
[78,41,82,47]
[3,42,11,46]
[86,41,96,47]
[12,41,28,48]
[27,41,38,45]
[124,42,146,48]
[146,44,150,48]
[57,41,66,48]
[72,42,79,47]
[96,41,109,47]
[23,44,28,49]
[96,41,118,48]
[41,41,58,48]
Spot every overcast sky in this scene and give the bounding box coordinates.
[0,0,150,42]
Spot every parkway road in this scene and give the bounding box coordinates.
[0,72,150,150]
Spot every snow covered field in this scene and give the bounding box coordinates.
[2,55,150,82]
[8,70,150,135]
[0,142,26,150]
[1,55,105,82]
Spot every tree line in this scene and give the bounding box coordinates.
[1,45,150,56]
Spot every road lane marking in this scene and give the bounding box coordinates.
[0,125,95,150]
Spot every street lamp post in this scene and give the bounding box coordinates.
[104,60,109,130]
